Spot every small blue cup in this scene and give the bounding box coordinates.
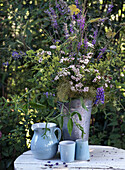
[59,140,75,163]
[75,139,90,160]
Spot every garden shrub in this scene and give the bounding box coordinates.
[0,98,28,170]
[0,0,125,169]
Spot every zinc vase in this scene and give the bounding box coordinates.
[62,99,92,141]
[31,122,61,160]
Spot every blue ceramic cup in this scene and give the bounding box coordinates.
[59,140,75,163]
[75,139,90,161]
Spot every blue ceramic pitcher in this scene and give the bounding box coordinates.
[31,122,61,160]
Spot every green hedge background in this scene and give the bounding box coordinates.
[0,0,125,169]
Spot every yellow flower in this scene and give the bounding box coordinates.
[120,88,125,92]
[106,31,116,38]
[116,86,121,89]
[7,99,10,102]
[23,1,26,5]
[68,4,80,15]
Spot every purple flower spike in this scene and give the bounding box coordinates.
[12,51,20,59]
[77,16,85,30]
[107,4,114,14]
[95,87,105,105]
[77,41,82,51]
[92,28,98,45]
[97,47,106,59]
[70,24,74,34]
[44,8,58,29]
[84,36,88,49]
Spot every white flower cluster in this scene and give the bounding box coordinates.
[60,57,75,63]
[54,51,112,94]
[37,50,51,56]
[70,83,89,93]
[54,68,70,80]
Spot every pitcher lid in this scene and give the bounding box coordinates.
[31,122,56,131]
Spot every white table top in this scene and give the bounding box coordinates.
[14,145,125,170]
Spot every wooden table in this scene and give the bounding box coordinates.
[14,145,125,170]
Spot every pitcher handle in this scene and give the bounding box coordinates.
[54,127,61,142]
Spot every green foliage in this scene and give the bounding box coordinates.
[0,98,28,170]
[90,89,125,148]
[0,90,61,169]
[0,1,125,169]
[67,118,73,136]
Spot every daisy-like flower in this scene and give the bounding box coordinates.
[87,42,94,48]
[39,57,42,63]
[71,86,76,91]
[94,69,99,73]
[110,84,113,88]
[41,50,45,55]
[69,65,75,69]
[69,81,73,85]
[79,60,84,63]
[87,52,93,58]
[75,82,83,88]
[50,45,57,49]
[81,64,85,69]
[71,57,75,60]
[92,78,97,82]
[47,51,51,55]
[105,83,108,87]
[54,75,59,80]
[71,75,76,80]
[97,75,101,79]
[83,87,89,92]
[84,59,89,64]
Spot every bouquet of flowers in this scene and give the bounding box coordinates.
[44,0,116,104]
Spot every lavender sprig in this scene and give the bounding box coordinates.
[95,87,105,105]
[92,28,98,45]
[77,16,85,30]
[45,8,58,29]
[84,35,88,49]
[97,47,106,59]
